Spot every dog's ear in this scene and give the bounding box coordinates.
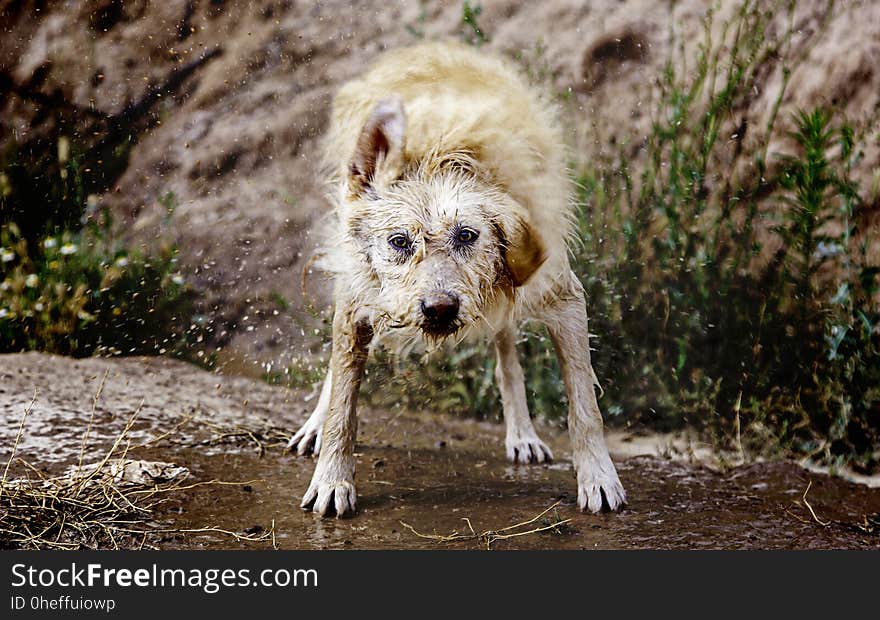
[500,216,546,287]
[348,97,406,197]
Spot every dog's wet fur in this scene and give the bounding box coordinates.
[289,41,626,517]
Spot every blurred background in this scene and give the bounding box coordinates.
[2,0,878,472]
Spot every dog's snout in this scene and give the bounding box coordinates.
[420,292,460,326]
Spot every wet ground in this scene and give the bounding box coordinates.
[1,352,879,550]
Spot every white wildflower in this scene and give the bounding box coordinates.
[172,274,185,285]
[1,250,14,263]
[60,243,78,256]
[44,237,57,249]
[24,274,39,288]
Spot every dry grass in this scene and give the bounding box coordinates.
[400,501,573,550]
[0,389,278,550]
[136,411,294,458]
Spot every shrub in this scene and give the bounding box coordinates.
[570,3,880,467]
[1,162,199,357]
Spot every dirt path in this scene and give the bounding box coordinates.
[1,352,878,550]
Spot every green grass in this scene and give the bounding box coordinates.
[0,215,200,358]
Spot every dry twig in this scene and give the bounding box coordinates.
[801,480,831,527]
[400,501,573,549]
[139,412,293,457]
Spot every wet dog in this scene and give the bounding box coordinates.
[289,41,626,517]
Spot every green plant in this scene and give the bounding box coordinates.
[768,109,880,466]
[0,206,201,358]
[565,2,879,466]
[361,344,499,419]
[460,1,488,47]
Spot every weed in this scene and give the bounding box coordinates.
[460,1,488,47]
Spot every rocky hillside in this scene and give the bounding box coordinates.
[2,0,878,367]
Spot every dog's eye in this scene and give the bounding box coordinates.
[388,233,412,251]
[456,227,479,244]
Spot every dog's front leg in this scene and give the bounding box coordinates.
[494,326,554,464]
[544,271,626,513]
[288,369,332,456]
[300,305,373,517]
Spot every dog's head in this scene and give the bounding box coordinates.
[342,98,545,340]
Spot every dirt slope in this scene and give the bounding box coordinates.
[3,0,879,365]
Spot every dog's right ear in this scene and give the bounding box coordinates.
[505,217,546,287]
[348,97,406,198]
[495,215,546,288]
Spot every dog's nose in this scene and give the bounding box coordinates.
[420,292,460,325]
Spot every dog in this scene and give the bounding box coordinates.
[288,41,626,517]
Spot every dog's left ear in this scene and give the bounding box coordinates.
[501,217,546,287]
[348,97,406,197]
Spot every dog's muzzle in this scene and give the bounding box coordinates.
[419,292,460,337]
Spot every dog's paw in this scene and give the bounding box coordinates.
[287,417,323,456]
[506,435,554,464]
[301,477,357,517]
[575,451,626,513]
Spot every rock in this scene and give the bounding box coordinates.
[66,459,190,486]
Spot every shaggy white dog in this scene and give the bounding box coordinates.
[290,41,626,517]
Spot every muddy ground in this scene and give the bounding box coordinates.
[1,352,878,550]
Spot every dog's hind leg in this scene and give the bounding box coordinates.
[287,369,332,456]
[543,271,626,513]
[494,326,554,464]
[300,305,373,517]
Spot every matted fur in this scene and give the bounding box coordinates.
[321,41,574,325]
[291,41,626,517]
